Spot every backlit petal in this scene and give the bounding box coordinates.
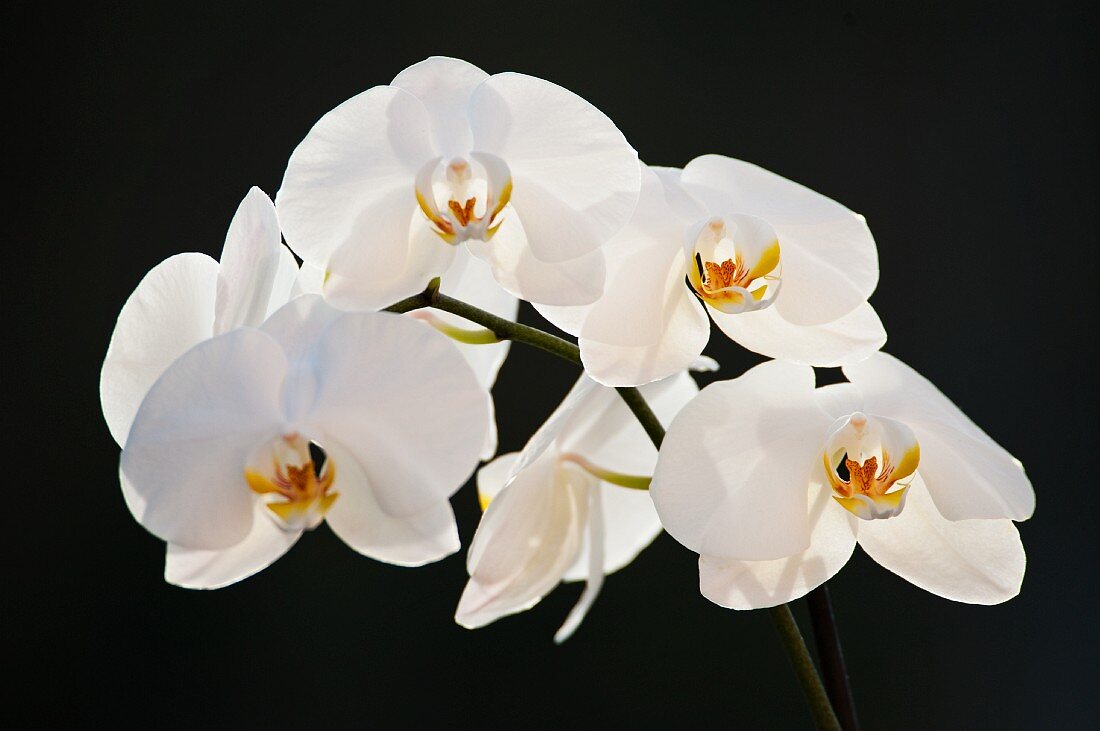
[214,187,285,334]
[856,475,1026,603]
[468,72,639,264]
[709,300,886,367]
[306,312,488,518]
[322,439,460,566]
[391,56,488,159]
[650,361,831,560]
[164,499,301,589]
[699,484,857,609]
[100,253,218,446]
[276,84,436,276]
[121,329,288,549]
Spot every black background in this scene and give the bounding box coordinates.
[12,1,1097,728]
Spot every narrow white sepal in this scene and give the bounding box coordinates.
[554,486,606,644]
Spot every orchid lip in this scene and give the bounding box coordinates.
[415,153,513,245]
[686,214,782,315]
[245,433,338,532]
[821,412,920,521]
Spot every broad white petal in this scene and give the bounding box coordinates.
[844,353,1034,520]
[322,439,460,566]
[164,500,301,589]
[121,330,288,549]
[709,300,886,367]
[580,291,709,387]
[532,302,587,337]
[857,475,1026,603]
[681,155,878,326]
[266,244,301,318]
[259,294,344,366]
[469,72,640,263]
[306,311,488,517]
[699,484,857,609]
[650,361,831,560]
[579,166,695,347]
[321,188,455,310]
[100,253,218,446]
[276,84,435,270]
[214,187,284,333]
[470,214,606,306]
[456,452,587,629]
[391,56,488,159]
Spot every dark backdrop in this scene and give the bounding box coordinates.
[11,2,1097,728]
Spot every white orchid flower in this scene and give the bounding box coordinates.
[276,56,640,310]
[120,296,489,589]
[100,187,299,446]
[296,246,517,460]
[456,368,700,642]
[537,159,886,387]
[650,353,1034,609]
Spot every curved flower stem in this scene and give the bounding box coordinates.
[771,604,843,730]
[384,281,841,730]
[807,585,860,730]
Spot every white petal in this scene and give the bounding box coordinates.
[214,187,285,333]
[650,361,831,560]
[259,294,344,366]
[321,188,456,310]
[843,353,1035,520]
[475,452,519,516]
[100,253,218,446]
[322,439,460,566]
[391,56,488,159]
[456,452,587,629]
[469,214,606,306]
[266,244,301,318]
[681,155,878,326]
[555,486,607,643]
[579,166,696,347]
[292,261,325,297]
[164,500,301,589]
[856,475,1026,603]
[532,302,587,337]
[699,484,857,609]
[562,481,663,582]
[121,329,288,548]
[709,300,886,367]
[276,83,435,273]
[468,72,640,263]
[579,292,709,387]
[306,311,488,517]
[560,370,699,476]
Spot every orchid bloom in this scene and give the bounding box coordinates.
[276,56,640,310]
[537,159,885,387]
[650,354,1034,609]
[456,367,702,642]
[120,296,489,588]
[100,187,298,446]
